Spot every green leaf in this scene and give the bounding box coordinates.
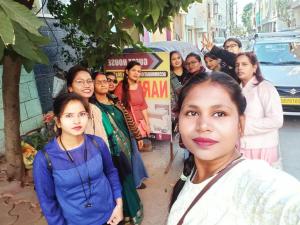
[22,58,35,73]
[12,22,48,64]
[35,48,49,65]
[0,0,44,36]
[151,3,160,25]
[26,32,50,46]
[0,6,14,45]
[0,38,4,61]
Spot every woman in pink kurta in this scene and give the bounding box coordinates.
[235,52,283,166]
[114,61,150,138]
[114,61,150,189]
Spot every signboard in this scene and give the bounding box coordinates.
[105,52,171,141]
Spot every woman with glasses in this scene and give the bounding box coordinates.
[66,65,108,144]
[183,52,206,84]
[105,72,118,93]
[202,36,242,82]
[33,92,123,225]
[92,72,145,225]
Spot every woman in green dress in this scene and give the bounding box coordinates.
[91,72,144,225]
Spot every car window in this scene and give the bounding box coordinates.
[254,42,300,65]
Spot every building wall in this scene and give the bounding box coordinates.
[291,0,300,28]
[0,67,43,154]
[34,18,70,113]
[184,2,208,47]
[215,0,228,37]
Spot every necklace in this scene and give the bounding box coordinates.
[59,136,92,208]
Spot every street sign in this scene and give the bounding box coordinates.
[105,52,171,141]
[105,53,163,70]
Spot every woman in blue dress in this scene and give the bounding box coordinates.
[33,93,123,225]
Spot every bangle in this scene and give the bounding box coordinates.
[180,173,187,181]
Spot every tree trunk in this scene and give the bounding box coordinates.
[2,54,24,182]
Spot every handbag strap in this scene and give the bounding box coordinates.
[176,157,245,225]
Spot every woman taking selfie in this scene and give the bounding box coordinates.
[168,72,300,225]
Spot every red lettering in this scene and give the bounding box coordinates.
[152,81,159,98]
[160,80,168,98]
[142,81,150,98]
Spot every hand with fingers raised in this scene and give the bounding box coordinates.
[201,34,214,51]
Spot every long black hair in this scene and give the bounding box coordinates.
[170,50,187,72]
[169,71,247,209]
[121,61,141,108]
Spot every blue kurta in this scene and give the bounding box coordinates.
[33,134,122,225]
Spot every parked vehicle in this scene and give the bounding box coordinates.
[252,32,300,116]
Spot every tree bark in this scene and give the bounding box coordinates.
[2,54,24,182]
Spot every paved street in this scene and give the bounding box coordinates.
[280,116,300,181]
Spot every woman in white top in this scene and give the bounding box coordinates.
[168,72,300,225]
[235,52,283,165]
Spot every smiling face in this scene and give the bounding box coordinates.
[204,56,220,71]
[235,55,257,86]
[68,71,94,99]
[56,100,89,138]
[179,81,244,162]
[126,65,142,82]
[107,74,118,92]
[171,52,183,69]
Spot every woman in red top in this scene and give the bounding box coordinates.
[114,61,150,189]
[115,61,150,139]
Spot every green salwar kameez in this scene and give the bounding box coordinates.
[96,101,143,225]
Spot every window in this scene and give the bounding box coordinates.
[254,42,300,64]
[213,3,218,15]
